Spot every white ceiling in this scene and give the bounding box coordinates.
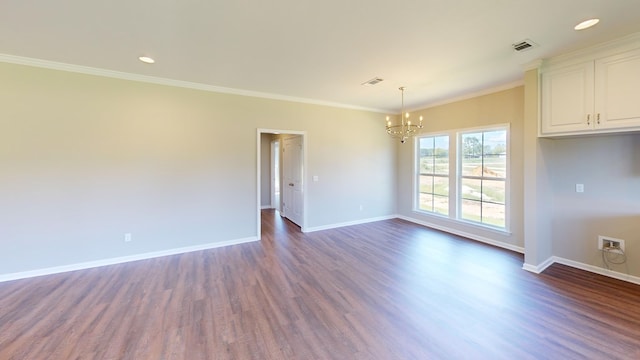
[2,0,640,113]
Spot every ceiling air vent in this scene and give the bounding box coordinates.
[512,39,538,52]
[361,77,384,86]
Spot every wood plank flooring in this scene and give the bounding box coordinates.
[1,209,640,359]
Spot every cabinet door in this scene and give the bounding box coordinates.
[541,62,594,134]
[595,48,640,129]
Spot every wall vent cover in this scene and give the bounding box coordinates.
[361,77,384,86]
[512,39,538,52]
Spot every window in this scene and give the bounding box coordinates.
[459,129,507,228]
[417,135,449,215]
[415,126,508,230]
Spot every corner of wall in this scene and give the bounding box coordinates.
[522,66,553,268]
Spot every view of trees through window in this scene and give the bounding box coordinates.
[417,136,449,215]
[415,127,508,230]
[460,130,507,228]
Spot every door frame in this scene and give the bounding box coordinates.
[256,128,307,238]
[270,139,280,211]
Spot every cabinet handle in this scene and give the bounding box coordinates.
[597,113,600,124]
[586,114,591,125]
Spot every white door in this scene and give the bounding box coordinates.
[282,136,303,227]
[270,140,280,211]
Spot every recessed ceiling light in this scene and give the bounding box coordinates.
[138,56,155,64]
[574,18,600,30]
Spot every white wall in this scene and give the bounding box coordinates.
[5,58,639,282]
[260,133,272,208]
[0,62,396,275]
[521,66,640,279]
[522,68,553,269]
[548,134,640,275]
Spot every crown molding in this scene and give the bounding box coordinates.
[0,53,387,114]
[522,59,543,71]
[409,80,524,111]
[541,31,640,69]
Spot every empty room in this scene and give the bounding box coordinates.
[1,1,640,359]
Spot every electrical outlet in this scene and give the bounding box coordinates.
[598,235,625,254]
[124,233,132,242]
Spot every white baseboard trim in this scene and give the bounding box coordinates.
[7,220,639,288]
[0,236,259,283]
[303,215,397,233]
[522,256,640,285]
[260,205,272,209]
[522,256,555,274]
[552,256,640,286]
[397,215,525,254]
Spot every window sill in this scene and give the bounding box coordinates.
[412,209,512,236]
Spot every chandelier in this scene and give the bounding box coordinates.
[385,87,423,143]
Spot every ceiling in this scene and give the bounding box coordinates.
[2,0,640,113]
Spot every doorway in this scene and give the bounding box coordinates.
[270,140,280,211]
[282,135,303,226]
[257,129,306,237]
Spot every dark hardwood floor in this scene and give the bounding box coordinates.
[1,210,640,359]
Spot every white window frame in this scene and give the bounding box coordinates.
[414,133,451,217]
[456,125,510,231]
[413,124,510,233]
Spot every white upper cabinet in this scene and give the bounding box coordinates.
[541,61,594,134]
[594,48,640,130]
[540,38,640,137]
